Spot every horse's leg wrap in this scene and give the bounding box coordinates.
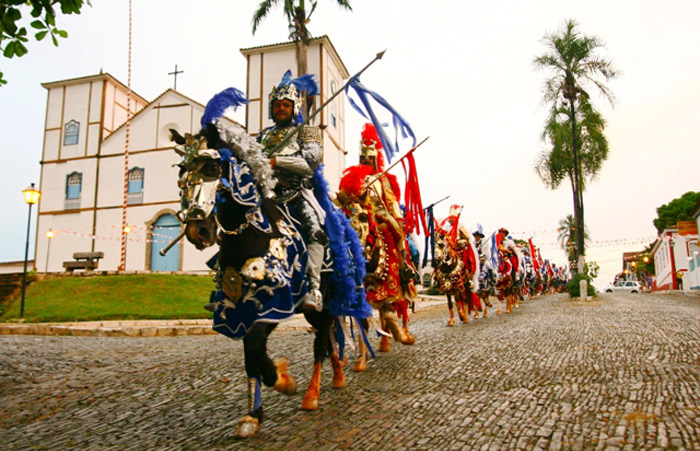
[354,331,369,372]
[301,361,322,411]
[330,353,346,388]
[235,377,263,438]
[302,243,324,312]
[272,358,297,396]
[382,309,409,344]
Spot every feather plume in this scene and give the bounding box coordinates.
[201,87,249,127]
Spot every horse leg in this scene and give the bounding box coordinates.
[446,295,455,327]
[235,323,292,438]
[481,294,489,318]
[378,308,391,352]
[401,308,415,345]
[457,292,468,324]
[354,318,370,371]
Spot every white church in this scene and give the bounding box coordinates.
[35,36,349,273]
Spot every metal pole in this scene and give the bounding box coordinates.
[20,203,33,319]
[45,236,51,273]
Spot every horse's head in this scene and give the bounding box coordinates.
[171,129,222,250]
[434,230,456,272]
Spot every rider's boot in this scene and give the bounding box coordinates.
[302,243,324,312]
[272,358,297,396]
[301,361,322,411]
[330,353,346,388]
[235,377,262,438]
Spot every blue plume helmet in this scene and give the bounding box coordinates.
[201,87,249,127]
[269,70,319,123]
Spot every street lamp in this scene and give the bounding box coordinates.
[45,229,54,273]
[21,183,41,319]
[122,225,132,271]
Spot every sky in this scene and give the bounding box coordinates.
[1,0,698,286]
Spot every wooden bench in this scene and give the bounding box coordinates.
[63,252,104,272]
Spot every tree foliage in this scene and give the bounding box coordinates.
[0,0,90,85]
[533,19,618,266]
[653,191,700,234]
[251,0,351,78]
[557,214,590,263]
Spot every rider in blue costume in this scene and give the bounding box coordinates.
[257,70,327,312]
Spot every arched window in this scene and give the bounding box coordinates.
[128,167,144,193]
[127,167,144,204]
[65,172,82,209]
[66,172,82,199]
[64,120,79,146]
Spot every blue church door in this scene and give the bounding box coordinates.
[151,214,180,271]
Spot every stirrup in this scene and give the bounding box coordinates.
[302,289,323,312]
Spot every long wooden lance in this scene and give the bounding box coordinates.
[423,195,450,211]
[268,50,387,155]
[159,229,186,256]
[361,136,430,192]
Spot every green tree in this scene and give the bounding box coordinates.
[251,0,351,114]
[0,0,90,85]
[652,191,700,234]
[534,19,618,272]
[556,214,590,265]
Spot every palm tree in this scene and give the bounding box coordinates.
[252,0,352,82]
[534,19,618,272]
[557,214,590,264]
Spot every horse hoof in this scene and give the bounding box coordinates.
[378,336,391,353]
[273,359,297,395]
[496,310,501,315]
[332,374,346,389]
[234,415,260,438]
[301,394,319,411]
[353,360,367,372]
[447,318,455,327]
[401,334,415,345]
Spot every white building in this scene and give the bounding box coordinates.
[684,204,700,291]
[34,37,349,273]
[650,227,699,291]
[241,35,349,188]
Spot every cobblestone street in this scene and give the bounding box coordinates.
[2,292,699,450]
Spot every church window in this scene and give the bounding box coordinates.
[127,167,144,204]
[128,167,144,193]
[66,172,82,199]
[64,172,82,209]
[64,120,79,146]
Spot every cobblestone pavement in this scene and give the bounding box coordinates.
[2,292,699,450]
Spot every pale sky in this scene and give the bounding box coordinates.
[1,0,698,286]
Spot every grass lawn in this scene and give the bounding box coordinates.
[1,274,214,323]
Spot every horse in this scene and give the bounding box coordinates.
[336,193,416,372]
[477,258,501,317]
[495,250,518,313]
[170,100,370,438]
[432,228,471,326]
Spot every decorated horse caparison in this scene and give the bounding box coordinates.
[336,123,418,371]
[169,86,371,438]
[432,226,470,326]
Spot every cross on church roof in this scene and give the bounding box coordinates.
[168,64,184,90]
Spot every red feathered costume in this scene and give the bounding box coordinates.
[337,123,417,351]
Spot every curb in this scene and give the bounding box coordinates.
[0,296,445,337]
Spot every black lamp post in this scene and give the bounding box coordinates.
[21,183,41,319]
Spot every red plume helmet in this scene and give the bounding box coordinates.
[359,123,384,171]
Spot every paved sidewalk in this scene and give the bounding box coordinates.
[0,294,446,337]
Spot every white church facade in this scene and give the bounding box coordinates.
[34,36,349,273]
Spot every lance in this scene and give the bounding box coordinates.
[269,50,387,155]
[423,195,450,211]
[159,229,186,256]
[361,136,430,192]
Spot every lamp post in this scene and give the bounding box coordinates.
[45,229,54,273]
[21,183,41,319]
[123,225,132,271]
